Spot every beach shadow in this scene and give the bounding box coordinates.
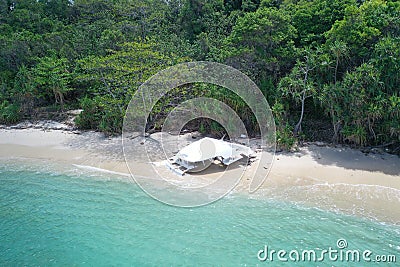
[189,159,249,177]
[308,145,400,176]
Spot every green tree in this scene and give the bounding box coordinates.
[325,0,398,64]
[33,55,72,107]
[224,6,297,92]
[340,63,384,146]
[12,64,36,114]
[284,0,355,46]
[319,41,349,142]
[371,36,400,92]
[74,41,186,133]
[278,48,320,136]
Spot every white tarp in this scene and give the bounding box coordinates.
[167,137,254,175]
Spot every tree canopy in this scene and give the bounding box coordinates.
[0,0,399,152]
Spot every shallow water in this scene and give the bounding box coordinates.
[0,161,399,266]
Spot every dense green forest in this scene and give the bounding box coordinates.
[0,0,399,151]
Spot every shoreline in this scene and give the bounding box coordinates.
[0,124,399,224]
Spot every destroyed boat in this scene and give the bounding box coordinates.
[166,137,254,175]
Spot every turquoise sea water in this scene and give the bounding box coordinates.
[0,160,399,266]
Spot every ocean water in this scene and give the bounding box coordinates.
[0,161,399,266]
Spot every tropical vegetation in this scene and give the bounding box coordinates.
[0,0,399,152]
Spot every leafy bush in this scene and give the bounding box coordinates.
[276,124,296,151]
[75,97,102,130]
[98,108,123,135]
[75,96,123,135]
[0,101,21,124]
[273,101,296,150]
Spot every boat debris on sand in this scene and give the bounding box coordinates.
[166,137,255,175]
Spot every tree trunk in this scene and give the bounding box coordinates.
[294,90,306,136]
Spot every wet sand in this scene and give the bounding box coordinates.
[0,128,399,223]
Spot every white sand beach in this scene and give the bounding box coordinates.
[0,126,399,223]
